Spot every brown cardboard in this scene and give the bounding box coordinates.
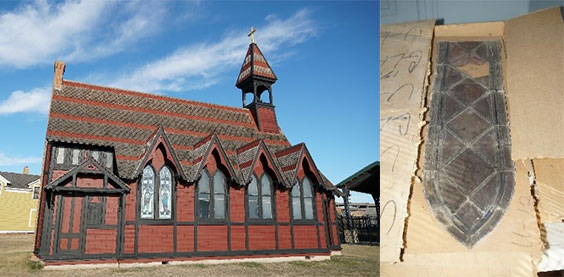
[505,8,564,160]
[380,19,435,263]
[398,161,541,264]
[532,159,564,223]
[380,7,564,276]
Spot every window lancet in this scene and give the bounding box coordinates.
[291,176,315,220]
[248,173,274,220]
[141,166,155,219]
[159,167,172,219]
[140,165,173,220]
[197,169,227,219]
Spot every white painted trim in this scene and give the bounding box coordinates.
[44,255,332,270]
[3,188,31,193]
[26,179,40,188]
[0,174,9,185]
[0,231,34,234]
[29,208,38,227]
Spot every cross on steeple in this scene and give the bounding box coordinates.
[248,27,256,44]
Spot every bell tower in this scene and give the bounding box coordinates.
[236,27,280,133]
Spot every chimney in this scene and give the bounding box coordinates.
[23,166,29,175]
[53,61,66,90]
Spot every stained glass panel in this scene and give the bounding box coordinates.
[159,167,172,219]
[141,166,154,219]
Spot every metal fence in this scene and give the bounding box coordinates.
[337,215,379,246]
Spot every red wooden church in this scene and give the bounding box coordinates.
[33,37,342,266]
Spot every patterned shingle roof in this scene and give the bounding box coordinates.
[0,171,40,189]
[45,80,337,194]
[47,80,291,180]
[236,43,277,86]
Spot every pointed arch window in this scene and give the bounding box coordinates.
[291,176,315,220]
[248,173,274,220]
[159,167,172,219]
[140,165,174,220]
[141,166,155,219]
[197,169,227,219]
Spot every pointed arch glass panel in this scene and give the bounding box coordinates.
[159,166,172,219]
[303,176,314,219]
[261,174,273,219]
[291,182,302,219]
[198,170,210,218]
[213,170,226,219]
[248,175,259,219]
[141,166,155,219]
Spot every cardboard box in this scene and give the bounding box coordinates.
[380,7,564,276]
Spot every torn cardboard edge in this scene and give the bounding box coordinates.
[380,19,435,263]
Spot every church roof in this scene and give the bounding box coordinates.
[236,43,277,86]
[46,80,338,193]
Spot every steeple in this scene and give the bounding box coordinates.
[236,27,280,133]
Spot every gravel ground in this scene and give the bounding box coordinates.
[0,234,379,276]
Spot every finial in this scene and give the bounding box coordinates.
[248,27,256,44]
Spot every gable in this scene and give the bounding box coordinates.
[45,158,129,193]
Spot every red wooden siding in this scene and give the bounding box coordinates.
[138,225,174,253]
[177,226,194,252]
[85,229,117,254]
[230,226,246,251]
[230,186,245,222]
[278,225,292,249]
[248,226,276,250]
[124,225,135,254]
[197,226,228,251]
[177,183,194,222]
[293,225,318,249]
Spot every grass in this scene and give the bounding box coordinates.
[0,234,379,276]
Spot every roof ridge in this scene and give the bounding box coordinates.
[0,171,40,178]
[63,80,250,114]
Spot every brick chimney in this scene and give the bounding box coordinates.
[53,61,66,90]
[23,166,29,175]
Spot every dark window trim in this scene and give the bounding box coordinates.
[247,172,276,222]
[196,168,228,221]
[139,164,175,221]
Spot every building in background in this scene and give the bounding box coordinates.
[0,166,41,233]
[336,161,378,246]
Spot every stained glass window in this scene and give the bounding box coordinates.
[159,167,172,219]
[141,166,155,219]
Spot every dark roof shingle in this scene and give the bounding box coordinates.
[0,172,40,189]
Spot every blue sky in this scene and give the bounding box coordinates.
[0,0,378,203]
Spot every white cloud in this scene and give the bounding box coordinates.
[0,87,51,115]
[0,0,167,68]
[110,8,317,93]
[0,151,42,166]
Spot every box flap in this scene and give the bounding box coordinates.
[380,19,435,263]
[505,7,564,160]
